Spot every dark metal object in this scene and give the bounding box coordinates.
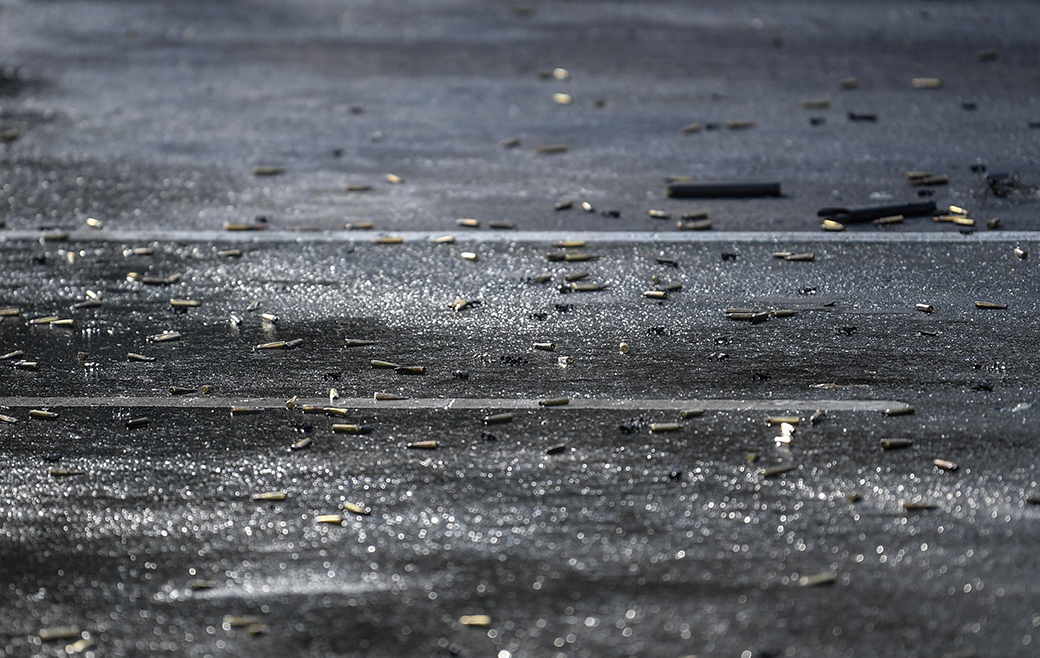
[818,201,936,224]
[667,182,781,199]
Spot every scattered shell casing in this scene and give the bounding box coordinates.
[539,397,569,407]
[260,313,278,323]
[838,77,860,88]
[650,422,681,433]
[373,236,404,244]
[619,342,630,353]
[252,491,287,502]
[766,416,799,425]
[821,219,845,231]
[535,144,568,154]
[489,220,515,229]
[770,309,797,318]
[329,388,339,402]
[680,210,709,220]
[643,290,667,300]
[346,184,373,192]
[648,209,671,219]
[13,360,38,370]
[285,396,298,409]
[451,299,481,311]
[301,405,325,413]
[38,627,82,641]
[229,314,242,326]
[333,424,373,434]
[170,299,200,307]
[883,405,915,416]
[169,386,195,395]
[127,352,155,362]
[564,271,589,282]
[760,464,797,478]
[50,319,75,327]
[256,341,286,349]
[533,342,555,351]
[948,205,968,215]
[545,443,567,455]
[874,214,904,225]
[371,359,399,369]
[0,414,17,423]
[30,409,59,419]
[536,274,553,283]
[1,350,24,360]
[0,308,20,317]
[126,417,150,429]
[679,409,704,419]
[50,468,83,477]
[253,165,285,176]
[975,301,1007,309]
[553,201,574,211]
[784,253,815,262]
[772,252,792,259]
[798,572,837,587]
[553,67,569,79]
[40,230,70,242]
[552,93,572,104]
[65,637,95,654]
[798,99,831,109]
[680,122,701,134]
[881,438,913,450]
[223,615,264,628]
[385,173,403,184]
[291,437,312,451]
[407,440,439,449]
[344,339,375,347]
[456,218,479,228]
[557,356,573,366]
[987,218,1001,230]
[148,331,181,343]
[460,251,479,261]
[344,221,373,230]
[343,502,371,515]
[1013,247,1028,259]
[30,316,59,325]
[810,410,826,424]
[286,338,304,348]
[677,219,713,231]
[500,137,521,148]
[325,407,350,417]
[224,222,268,231]
[571,282,606,292]
[915,303,934,313]
[217,248,243,257]
[911,77,943,89]
[374,392,408,400]
[901,499,939,511]
[564,252,597,262]
[484,413,513,425]
[199,384,213,394]
[659,282,683,292]
[910,174,949,186]
[725,120,756,129]
[316,514,343,524]
[72,300,102,309]
[188,579,217,591]
[459,615,492,627]
[951,216,975,226]
[230,407,261,415]
[725,312,754,321]
[933,458,958,471]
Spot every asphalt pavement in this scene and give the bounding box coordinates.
[2,1,1040,657]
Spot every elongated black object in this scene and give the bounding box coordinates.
[667,182,782,199]
[818,200,936,223]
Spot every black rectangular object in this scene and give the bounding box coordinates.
[667,182,781,198]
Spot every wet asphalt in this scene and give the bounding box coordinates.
[2,1,1040,657]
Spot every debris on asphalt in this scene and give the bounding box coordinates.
[667,182,782,198]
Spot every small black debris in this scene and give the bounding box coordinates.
[44,454,62,463]
[330,148,344,158]
[528,312,548,321]
[809,117,825,126]
[848,112,877,122]
[798,287,817,295]
[962,101,977,111]
[705,123,720,130]
[480,431,497,442]
[838,325,857,336]
[554,304,572,313]
[647,326,666,336]
[971,164,987,173]
[656,256,678,267]
[959,228,975,235]
[721,253,737,261]
[668,469,683,481]
[294,422,313,433]
[752,372,770,381]
[325,371,342,380]
[499,355,528,366]
[918,189,934,197]
[668,182,781,199]
[972,381,994,392]
[600,209,620,218]
[452,370,469,380]
[1029,121,1040,129]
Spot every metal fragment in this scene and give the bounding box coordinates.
[679,409,704,419]
[30,409,58,419]
[459,615,492,627]
[324,407,349,417]
[933,458,959,471]
[252,492,287,502]
[571,282,607,292]
[65,637,95,654]
[460,251,479,261]
[13,360,37,370]
[344,221,373,230]
[874,215,904,225]
[230,407,261,415]
[536,274,553,283]
[30,316,59,325]
[619,342,630,354]
[170,299,200,307]
[539,397,570,407]
[766,416,799,425]
[533,342,555,351]
[344,339,375,347]
[821,219,845,231]
[644,290,667,300]
[371,360,399,369]
[256,341,287,349]
[798,572,837,587]
[291,437,312,451]
[489,220,515,229]
[784,253,814,262]
[260,313,278,323]
[975,301,1007,309]
[564,271,588,282]
[1,350,24,360]
[881,438,913,450]
[0,414,16,423]
[373,236,404,244]
[374,392,408,401]
[883,405,915,416]
[50,318,74,327]
[432,235,455,244]
[456,218,479,228]
[648,209,671,219]
[126,417,150,429]
[0,308,20,317]
[396,365,425,375]
[285,396,298,409]
[316,514,343,524]
[127,352,155,362]
[385,173,403,184]
[915,303,934,313]
[217,248,243,257]
[770,309,797,318]
[329,388,339,403]
[810,410,826,424]
[343,502,371,515]
[451,299,481,311]
[333,424,373,434]
[484,413,513,425]
[901,499,939,511]
[407,440,439,449]
[169,386,195,395]
[1014,247,1028,259]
